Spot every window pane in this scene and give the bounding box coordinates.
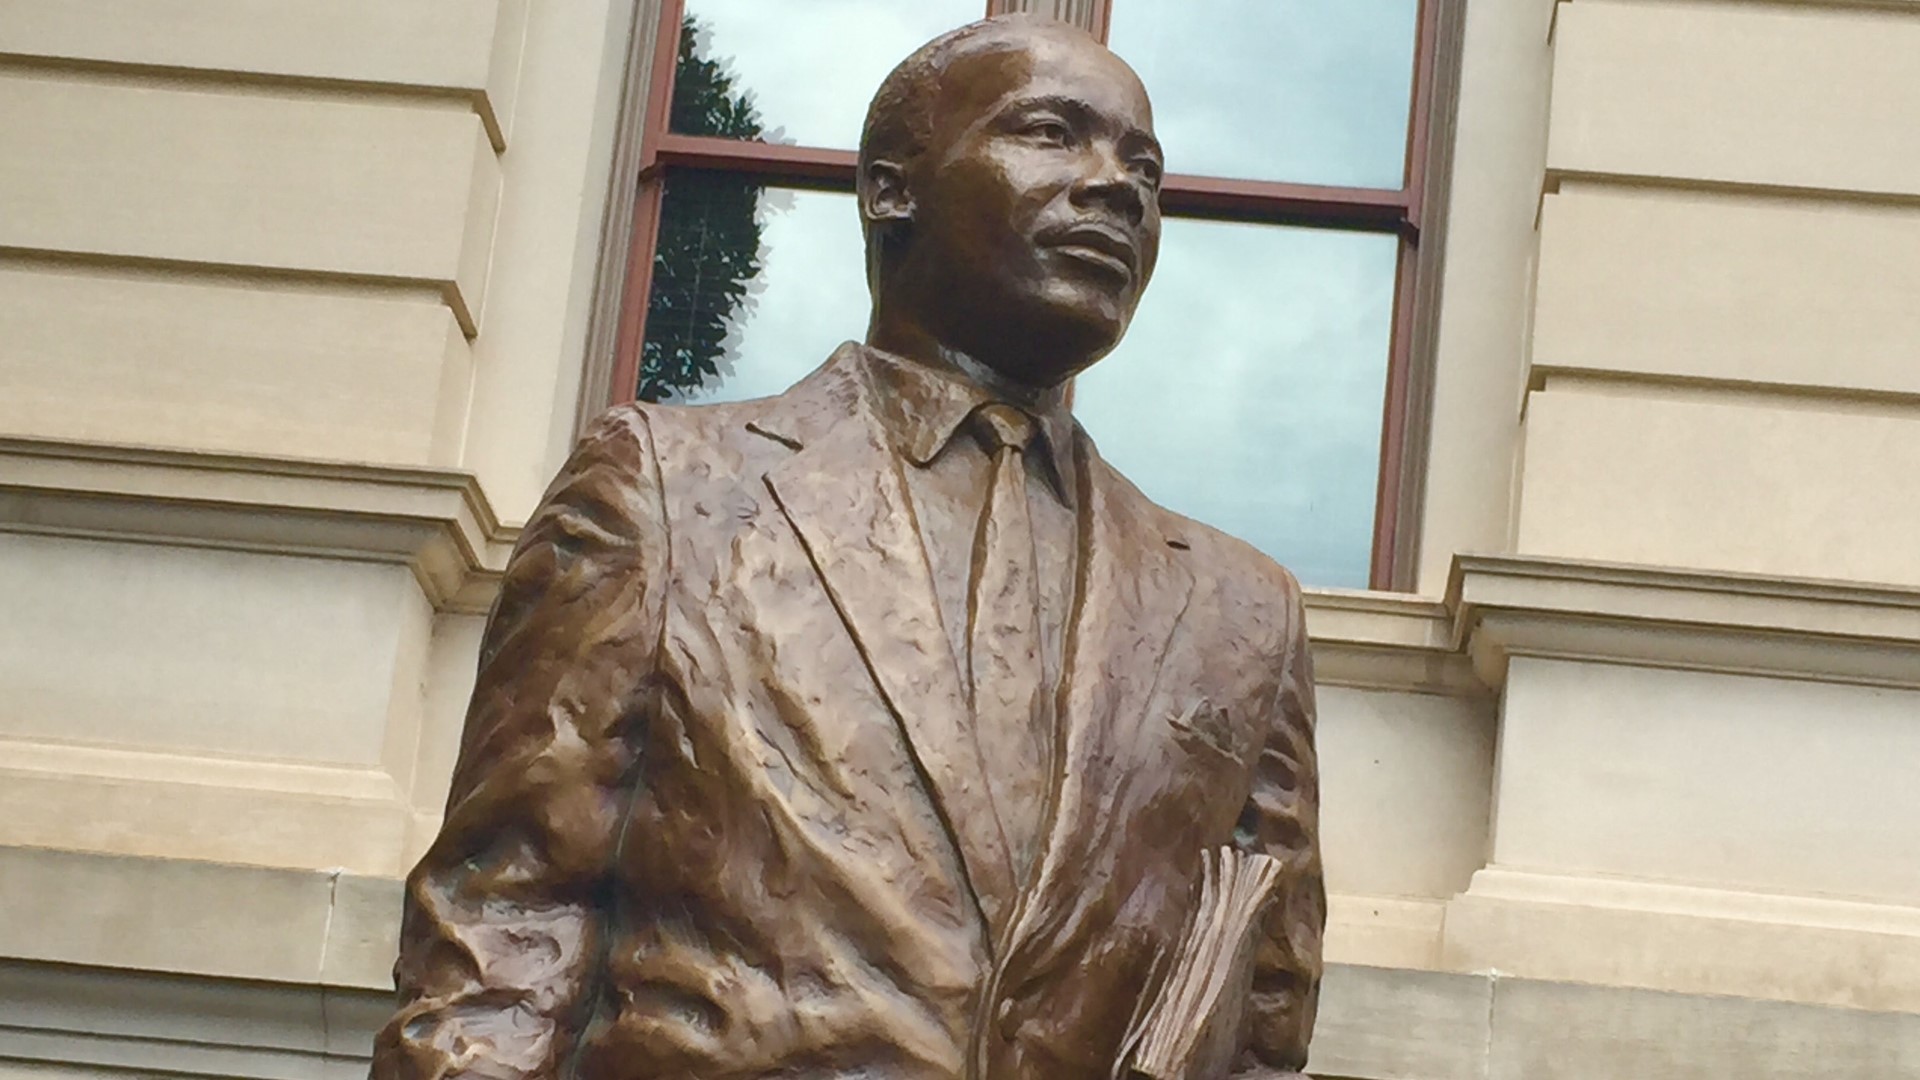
[1071,221,1397,588]
[1107,0,1419,189]
[640,172,868,404]
[672,0,985,149]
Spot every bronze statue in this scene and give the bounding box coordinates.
[374,15,1322,1080]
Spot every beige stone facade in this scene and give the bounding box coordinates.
[3,0,1918,1076]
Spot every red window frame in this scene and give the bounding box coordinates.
[610,0,1447,590]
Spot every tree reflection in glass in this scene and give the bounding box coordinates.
[637,15,774,403]
[641,174,868,403]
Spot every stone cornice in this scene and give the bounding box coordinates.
[7,437,1916,692]
[0,436,516,614]
[1302,588,1481,697]
[1448,554,1920,690]
[1308,553,1920,695]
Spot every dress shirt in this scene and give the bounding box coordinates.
[861,345,1080,879]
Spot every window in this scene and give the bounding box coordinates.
[611,0,1448,590]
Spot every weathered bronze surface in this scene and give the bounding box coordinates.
[374,15,1322,1080]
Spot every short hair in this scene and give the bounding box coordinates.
[857,14,1079,283]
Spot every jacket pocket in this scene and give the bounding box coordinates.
[1166,698,1241,765]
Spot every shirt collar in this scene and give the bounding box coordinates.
[861,344,1078,500]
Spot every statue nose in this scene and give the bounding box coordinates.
[1072,145,1147,223]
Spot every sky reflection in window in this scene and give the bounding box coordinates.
[675,0,985,150]
[1107,0,1419,188]
[638,177,1395,587]
[1073,219,1397,589]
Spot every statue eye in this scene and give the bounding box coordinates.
[1132,157,1164,188]
[1022,118,1073,144]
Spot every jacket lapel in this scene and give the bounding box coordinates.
[760,349,1017,936]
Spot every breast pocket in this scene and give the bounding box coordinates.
[1166,698,1246,766]
[1163,698,1260,833]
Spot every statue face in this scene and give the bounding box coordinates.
[900,29,1163,387]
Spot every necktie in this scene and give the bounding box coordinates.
[966,403,1050,884]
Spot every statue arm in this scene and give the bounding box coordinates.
[1233,575,1326,1079]
[372,407,671,1080]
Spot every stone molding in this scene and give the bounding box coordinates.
[1302,587,1477,697]
[0,847,401,991]
[0,0,528,151]
[0,435,516,614]
[1313,552,1920,696]
[5,948,1916,1080]
[1448,553,1920,691]
[8,435,1916,691]
[0,956,389,1080]
[1447,866,1920,1015]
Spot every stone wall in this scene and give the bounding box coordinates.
[3,0,1918,1076]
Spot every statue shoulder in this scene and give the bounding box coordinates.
[1080,449,1304,614]
[578,393,787,462]
[1184,517,1302,601]
[1131,497,1307,663]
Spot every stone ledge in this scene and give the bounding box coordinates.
[1449,553,1920,690]
[1446,867,1920,1015]
[0,436,515,614]
[0,847,401,991]
[1303,588,1480,698]
[0,766,416,880]
[1326,893,1449,971]
[0,740,402,802]
[0,848,1467,998]
[10,438,1912,692]
[0,958,385,1079]
[1311,552,1920,696]
[3,953,1916,1080]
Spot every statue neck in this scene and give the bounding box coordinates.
[865,311,1070,414]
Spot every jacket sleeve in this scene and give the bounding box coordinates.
[1233,573,1326,1079]
[372,407,670,1080]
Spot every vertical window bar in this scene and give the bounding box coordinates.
[610,180,667,407]
[612,0,690,403]
[1404,0,1443,226]
[639,0,689,171]
[1370,236,1421,590]
[1371,0,1447,588]
[992,0,1105,34]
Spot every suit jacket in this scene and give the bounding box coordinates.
[373,343,1324,1080]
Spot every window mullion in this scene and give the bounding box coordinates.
[651,134,858,188]
[991,0,1106,35]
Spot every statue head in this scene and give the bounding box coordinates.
[859,15,1163,390]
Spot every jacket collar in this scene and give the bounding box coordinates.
[861,345,1079,504]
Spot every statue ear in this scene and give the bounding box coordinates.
[861,160,915,227]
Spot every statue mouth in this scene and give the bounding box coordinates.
[1038,222,1138,281]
